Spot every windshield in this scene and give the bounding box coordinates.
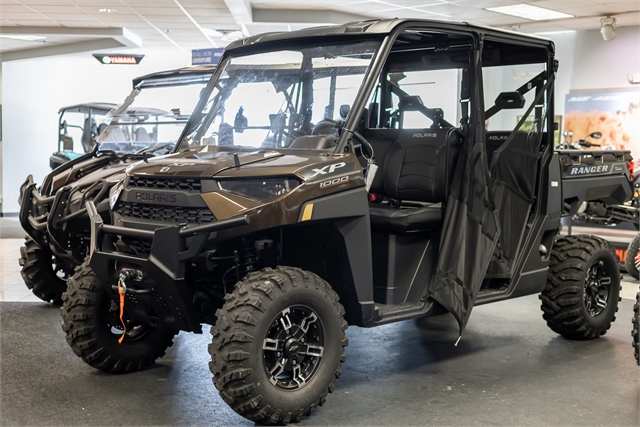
[176,40,381,152]
[97,81,208,154]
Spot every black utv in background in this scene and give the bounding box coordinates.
[61,20,633,424]
[51,103,115,169]
[18,66,215,304]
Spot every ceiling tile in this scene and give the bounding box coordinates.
[0,12,45,20]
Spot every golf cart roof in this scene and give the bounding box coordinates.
[132,65,217,89]
[58,102,117,115]
[226,18,554,53]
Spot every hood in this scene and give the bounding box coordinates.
[126,148,343,180]
[69,162,128,188]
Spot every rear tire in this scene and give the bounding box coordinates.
[633,291,639,366]
[19,236,71,304]
[625,233,640,280]
[61,261,178,373]
[541,235,621,340]
[209,266,348,425]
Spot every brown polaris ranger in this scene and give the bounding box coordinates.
[61,20,633,424]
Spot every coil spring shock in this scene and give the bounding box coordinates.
[241,240,257,277]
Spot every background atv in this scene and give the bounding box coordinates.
[19,65,215,304]
[50,102,115,170]
[62,20,632,424]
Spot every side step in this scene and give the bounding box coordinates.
[373,300,435,325]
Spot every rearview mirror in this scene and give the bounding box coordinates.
[590,131,602,139]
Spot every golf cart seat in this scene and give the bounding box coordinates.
[369,127,462,233]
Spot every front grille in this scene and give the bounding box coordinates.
[128,176,202,192]
[126,239,152,257]
[117,202,215,225]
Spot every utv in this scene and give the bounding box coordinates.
[19,66,215,304]
[62,20,633,424]
[51,103,115,169]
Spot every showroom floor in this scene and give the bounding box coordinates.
[1,217,639,426]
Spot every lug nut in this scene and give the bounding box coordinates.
[292,360,297,365]
[301,337,305,343]
[277,352,282,357]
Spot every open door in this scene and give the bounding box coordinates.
[429,38,500,334]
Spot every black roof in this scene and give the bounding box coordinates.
[226,18,553,52]
[132,65,217,89]
[58,102,117,115]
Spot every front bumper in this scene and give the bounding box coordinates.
[86,200,249,333]
[19,175,55,244]
[19,174,111,260]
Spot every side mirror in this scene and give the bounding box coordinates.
[590,131,602,139]
[494,91,526,110]
[60,120,68,133]
[339,104,350,120]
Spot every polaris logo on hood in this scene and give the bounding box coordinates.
[568,164,610,176]
[135,192,177,203]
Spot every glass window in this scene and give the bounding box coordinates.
[177,40,381,151]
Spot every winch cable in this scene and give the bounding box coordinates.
[116,271,137,344]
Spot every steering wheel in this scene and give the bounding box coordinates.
[312,118,344,136]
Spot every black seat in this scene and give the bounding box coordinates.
[370,203,442,233]
[369,128,462,233]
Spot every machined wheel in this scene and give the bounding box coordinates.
[61,260,178,373]
[209,266,348,425]
[541,235,621,340]
[583,261,612,317]
[19,236,73,304]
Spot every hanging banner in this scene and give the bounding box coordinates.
[564,90,640,159]
[93,54,145,65]
[192,48,224,66]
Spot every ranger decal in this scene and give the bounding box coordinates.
[568,164,611,176]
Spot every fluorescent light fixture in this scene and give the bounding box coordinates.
[486,4,573,21]
[0,34,47,41]
[98,8,118,13]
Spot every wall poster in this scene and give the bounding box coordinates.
[564,90,640,159]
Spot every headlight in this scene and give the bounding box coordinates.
[110,180,124,210]
[217,178,301,200]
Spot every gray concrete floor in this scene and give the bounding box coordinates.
[1,296,639,426]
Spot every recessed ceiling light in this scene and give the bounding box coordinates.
[98,8,118,13]
[0,34,47,41]
[486,4,573,21]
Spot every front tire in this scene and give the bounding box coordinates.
[60,261,178,373]
[209,267,348,424]
[541,235,621,340]
[625,233,640,280]
[19,236,71,304]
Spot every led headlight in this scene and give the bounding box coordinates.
[217,177,301,200]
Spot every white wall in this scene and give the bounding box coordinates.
[570,26,640,91]
[2,50,190,213]
[545,31,577,117]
